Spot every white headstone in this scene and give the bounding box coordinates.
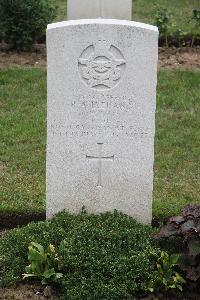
[46,19,158,224]
[67,0,132,20]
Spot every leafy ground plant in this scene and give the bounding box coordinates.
[23,242,63,285]
[148,251,185,293]
[155,204,200,288]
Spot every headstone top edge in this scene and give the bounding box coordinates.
[47,19,158,33]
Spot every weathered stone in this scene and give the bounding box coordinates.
[67,0,132,20]
[46,19,158,224]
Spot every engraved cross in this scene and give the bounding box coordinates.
[86,143,114,187]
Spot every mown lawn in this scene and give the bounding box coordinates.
[56,0,200,34]
[0,68,199,218]
[0,69,46,214]
[154,70,200,217]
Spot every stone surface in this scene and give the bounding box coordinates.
[67,0,132,20]
[46,19,158,224]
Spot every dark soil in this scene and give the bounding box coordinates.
[140,292,200,300]
[0,43,46,69]
[0,43,200,69]
[0,283,57,300]
[0,212,46,229]
[0,283,199,300]
[158,46,200,69]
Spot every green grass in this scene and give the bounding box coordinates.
[0,68,199,218]
[0,69,46,214]
[56,0,200,34]
[154,70,200,217]
[56,0,67,22]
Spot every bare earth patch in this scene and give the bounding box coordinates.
[0,44,46,69]
[0,44,199,69]
[0,283,57,300]
[159,47,200,69]
[0,283,199,300]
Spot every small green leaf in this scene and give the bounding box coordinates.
[170,254,179,265]
[55,273,63,279]
[30,242,44,254]
[177,284,183,291]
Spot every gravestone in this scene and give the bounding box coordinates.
[46,18,158,224]
[67,0,132,20]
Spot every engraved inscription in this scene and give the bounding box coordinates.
[86,143,114,187]
[78,40,126,90]
[71,94,137,111]
[49,123,151,138]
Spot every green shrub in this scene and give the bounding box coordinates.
[59,213,159,299]
[0,211,161,299]
[0,0,57,50]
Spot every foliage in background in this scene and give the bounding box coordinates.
[155,205,200,288]
[0,0,200,49]
[0,0,57,49]
[189,9,200,47]
[148,251,185,293]
[0,211,162,298]
[23,242,63,285]
[151,6,198,47]
[172,28,188,47]
[153,7,171,47]
[133,0,200,40]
